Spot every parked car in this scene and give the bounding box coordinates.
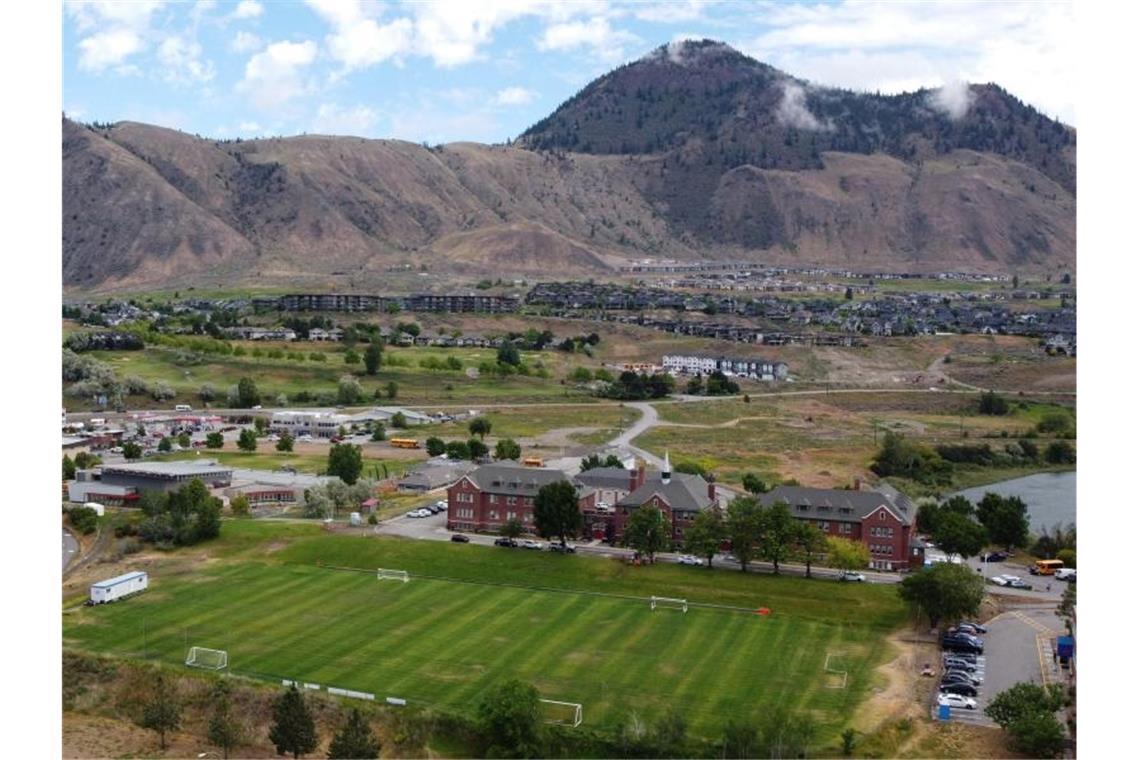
[1055,568,1076,582]
[943,669,982,686]
[521,539,543,550]
[943,657,979,672]
[839,571,866,582]
[548,543,577,554]
[450,534,470,543]
[435,500,447,510]
[938,694,978,710]
[980,551,1008,562]
[938,680,978,697]
[942,635,984,655]
[676,554,702,566]
[1007,578,1033,590]
[957,621,988,634]
[950,623,984,636]
[494,538,518,548]
[404,510,422,518]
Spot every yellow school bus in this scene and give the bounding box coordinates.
[389,438,420,449]
[523,457,544,467]
[1034,559,1064,576]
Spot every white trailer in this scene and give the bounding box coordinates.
[89,571,148,605]
[82,502,106,517]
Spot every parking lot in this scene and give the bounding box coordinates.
[932,604,1068,726]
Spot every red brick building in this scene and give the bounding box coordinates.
[759,483,922,571]
[608,459,718,546]
[446,463,595,533]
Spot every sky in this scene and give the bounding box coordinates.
[62,0,1077,144]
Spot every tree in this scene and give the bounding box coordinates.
[206,432,224,449]
[238,428,258,452]
[138,672,181,750]
[477,679,542,758]
[268,684,317,759]
[63,454,76,480]
[385,380,398,399]
[653,706,688,757]
[898,562,985,628]
[1045,441,1076,464]
[254,416,269,436]
[501,518,524,540]
[199,384,217,403]
[580,453,623,471]
[494,438,522,461]
[497,341,521,367]
[931,511,988,559]
[979,390,1009,415]
[327,443,363,484]
[363,342,383,376]
[327,708,380,759]
[533,480,583,547]
[759,502,796,575]
[976,493,1030,551]
[445,440,471,460]
[1055,548,1075,568]
[722,718,757,759]
[467,438,489,460]
[68,505,99,535]
[229,493,251,518]
[985,682,1066,729]
[122,441,142,459]
[686,375,704,395]
[337,375,363,405]
[624,504,669,562]
[344,349,361,365]
[390,411,408,429]
[683,508,725,568]
[741,473,768,494]
[469,417,492,440]
[725,496,764,572]
[207,680,243,759]
[1006,711,1066,758]
[236,377,260,408]
[370,423,386,442]
[841,727,857,757]
[794,520,828,578]
[844,286,854,300]
[826,536,871,572]
[277,431,295,452]
[425,437,445,456]
[177,432,191,448]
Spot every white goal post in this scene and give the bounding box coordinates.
[823,652,848,689]
[650,596,688,613]
[540,699,583,727]
[376,568,410,583]
[185,647,228,670]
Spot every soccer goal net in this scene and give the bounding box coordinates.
[540,699,583,727]
[376,568,410,583]
[823,652,848,689]
[650,596,688,612]
[185,647,228,670]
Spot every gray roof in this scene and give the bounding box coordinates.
[462,463,579,496]
[616,472,713,513]
[101,460,233,478]
[574,466,635,489]
[399,460,476,490]
[759,486,913,525]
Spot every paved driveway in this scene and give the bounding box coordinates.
[63,529,79,570]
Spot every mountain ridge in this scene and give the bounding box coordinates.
[62,40,1075,293]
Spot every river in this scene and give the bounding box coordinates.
[952,471,1076,532]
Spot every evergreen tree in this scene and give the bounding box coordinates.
[138,672,181,750]
[207,681,243,759]
[327,708,380,759]
[533,480,583,547]
[268,684,317,759]
[363,342,383,376]
[238,428,258,452]
[327,443,364,485]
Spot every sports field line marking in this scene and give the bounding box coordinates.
[317,563,764,615]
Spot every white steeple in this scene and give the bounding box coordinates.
[662,450,671,483]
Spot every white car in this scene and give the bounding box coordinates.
[938,694,977,710]
[521,539,543,550]
[991,574,1021,586]
[676,554,702,566]
[435,500,447,510]
[839,571,866,582]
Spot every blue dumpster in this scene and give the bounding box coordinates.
[1057,636,1075,659]
[938,703,951,720]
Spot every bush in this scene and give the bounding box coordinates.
[68,506,99,535]
[1044,441,1076,464]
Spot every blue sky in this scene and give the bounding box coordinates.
[62,1,1077,144]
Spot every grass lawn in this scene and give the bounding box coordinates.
[64,523,906,740]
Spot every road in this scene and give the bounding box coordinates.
[62,529,79,571]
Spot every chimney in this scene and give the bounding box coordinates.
[853,477,862,491]
[708,481,717,503]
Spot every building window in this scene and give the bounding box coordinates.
[818,521,829,531]
[507,496,517,506]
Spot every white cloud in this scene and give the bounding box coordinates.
[739,0,1076,124]
[495,86,536,105]
[77,29,145,72]
[237,40,319,111]
[928,81,974,120]
[776,82,829,131]
[328,17,415,70]
[312,103,380,135]
[632,1,708,24]
[238,120,263,133]
[537,16,641,61]
[158,36,216,84]
[233,1,264,20]
[230,31,263,54]
[66,0,162,32]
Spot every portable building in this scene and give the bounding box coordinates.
[89,571,148,604]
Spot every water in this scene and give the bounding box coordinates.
[952,471,1076,532]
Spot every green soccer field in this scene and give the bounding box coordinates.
[63,526,906,738]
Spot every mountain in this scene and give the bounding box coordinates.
[62,40,1075,293]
